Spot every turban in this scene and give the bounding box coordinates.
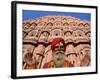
[51,37,66,51]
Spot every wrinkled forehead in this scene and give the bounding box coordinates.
[55,42,64,47]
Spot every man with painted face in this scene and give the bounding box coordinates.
[43,37,74,68]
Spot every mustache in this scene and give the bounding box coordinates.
[54,50,65,54]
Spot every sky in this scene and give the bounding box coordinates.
[23,10,91,21]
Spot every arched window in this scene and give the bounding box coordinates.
[85,31,91,38]
[29,30,39,38]
[63,22,69,26]
[84,23,90,27]
[52,29,61,36]
[47,22,53,26]
[23,23,30,30]
[41,31,49,37]
[63,18,67,22]
[78,23,84,27]
[64,31,72,37]
[73,30,84,37]
[30,22,37,30]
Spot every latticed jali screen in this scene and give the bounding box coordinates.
[22,16,91,69]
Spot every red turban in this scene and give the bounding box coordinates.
[51,37,66,51]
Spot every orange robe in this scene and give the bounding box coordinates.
[43,60,74,68]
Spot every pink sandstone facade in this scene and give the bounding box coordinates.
[22,15,91,69]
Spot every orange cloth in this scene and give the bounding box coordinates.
[43,60,74,68]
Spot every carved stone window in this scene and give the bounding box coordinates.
[28,30,38,37]
[23,23,30,30]
[30,23,37,30]
[42,31,49,37]
[64,31,72,37]
[84,23,90,28]
[78,23,84,27]
[73,30,84,37]
[38,31,49,43]
[79,47,90,61]
[63,22,69,26]
[85,31,91,38]
[52,29,61,36]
